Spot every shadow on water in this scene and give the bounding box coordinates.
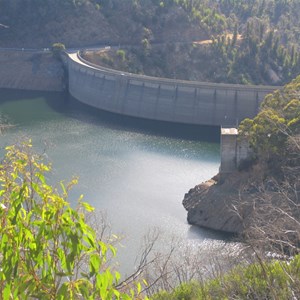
[62,94,220,143]
[187,224,235,242]
[0,88,220,143]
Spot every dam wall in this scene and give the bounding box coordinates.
[0,49,65,92]
[68,52,280,126]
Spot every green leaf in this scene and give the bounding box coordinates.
[60,181,67,195]
[143,279,148,287]
[57,283,69,300]
[81,201,95,212]
[115,271,121,283]
[3,284,11,300]
[113,289,120,299]
[90,253,101,273]
[109,244,117,257]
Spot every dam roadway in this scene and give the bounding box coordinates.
[68,52,281,127]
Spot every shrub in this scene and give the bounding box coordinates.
[116,49,126,62]
[52,42,66,58]
[152,255,300,299]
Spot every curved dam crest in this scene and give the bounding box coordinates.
[68,52,281,126]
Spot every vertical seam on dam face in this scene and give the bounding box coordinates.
[155,84,161,119]
[68,52,282,126]
[123,79,130,113]
[234,91,238,126]
[213,89,217,125]
[193,87,198,123]
[138,82,144,115]
[255,91,260,115]
[173,84,178,121]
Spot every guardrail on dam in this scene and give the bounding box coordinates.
[68,52,281,126]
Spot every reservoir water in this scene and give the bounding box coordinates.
[0,89,226,275]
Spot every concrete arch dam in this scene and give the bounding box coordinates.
[68,52,281,126]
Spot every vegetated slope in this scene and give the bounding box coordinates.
[151,255,300,299]
[1,0,300,85]
[0,0,118,47]
[0,0,209,48]
[85,0,300,85]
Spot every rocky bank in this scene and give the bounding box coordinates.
[182,171,261,234]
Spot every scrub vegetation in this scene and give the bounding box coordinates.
[152,255,300,299]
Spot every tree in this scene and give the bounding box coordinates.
[0,141,142,299]
[52,42,66,58]
[239,75,300,163]
[116,49,126,62]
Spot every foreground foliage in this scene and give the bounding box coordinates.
[0,141,141,299]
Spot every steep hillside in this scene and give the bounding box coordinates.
[1,0,300,85]
[84,1,300,85]
[0,0,208,48]
[0,1,120,47]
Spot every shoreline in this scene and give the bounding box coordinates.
[182,171,256,234]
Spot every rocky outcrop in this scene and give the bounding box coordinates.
[182,172,258,234]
